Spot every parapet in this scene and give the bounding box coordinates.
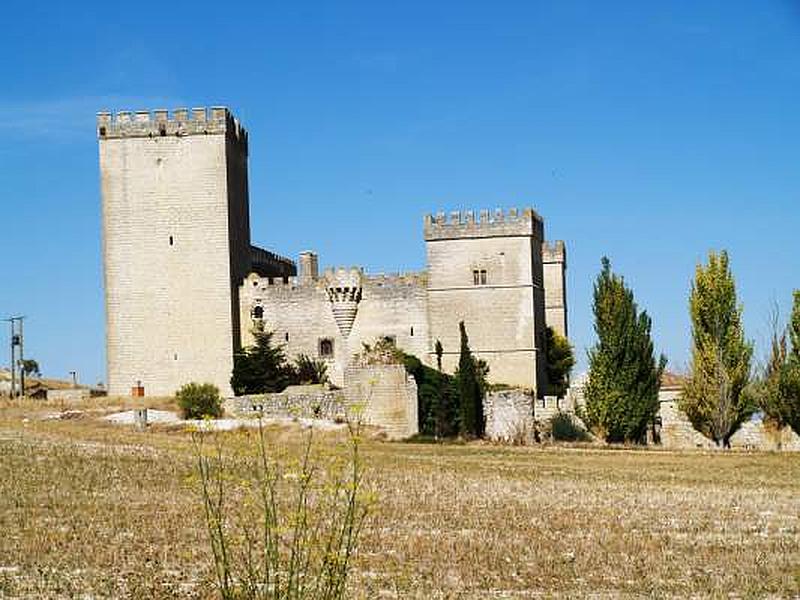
[364,271,428,287]
[423,207,544,241]
[542,240,567,265]
[251,245,296,278]
[96,106,248,146]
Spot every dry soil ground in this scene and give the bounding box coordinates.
[0,397,798,598]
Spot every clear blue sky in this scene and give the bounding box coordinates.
[1,1,798,385]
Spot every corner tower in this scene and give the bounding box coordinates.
[424,208,553,395]
[98,107,251,397]
[543,241,568,338]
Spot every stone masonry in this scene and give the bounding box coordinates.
[99,106,568,399]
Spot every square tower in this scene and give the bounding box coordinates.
[98,107,251,397]
[424,208,552,396]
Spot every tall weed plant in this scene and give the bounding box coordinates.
[192,417,372,599]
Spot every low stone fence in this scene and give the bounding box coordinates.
[657,392,800,451]
[227,365,420,440]
[729,419,800,451]
[46,388,91,403]
[226,385,346,421]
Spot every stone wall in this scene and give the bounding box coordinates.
[729,419,800,451]
[46,389,91,403]
[484,389,535,442]
[345,364,418,440]
[657,391,800,451]
[239,269,430,387]
[227,365,419,441]
[657,395,715,449]
[226,385,345,420]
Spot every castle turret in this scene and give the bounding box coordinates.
[98,107,251,397]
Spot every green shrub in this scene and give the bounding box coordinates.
[177,382,223,419]
[290,354,329,385]
[550,411,589,442]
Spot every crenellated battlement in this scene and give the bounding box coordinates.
[423,207,544,241]
[96,106,248,146]
[542,240,566,264]
[364,271,428,287]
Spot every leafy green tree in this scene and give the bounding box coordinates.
[545,327,574,397]
[231,328,292,395]
[680,251,754,447]
[791,290,800,364]
[584,258,666,443]
[456,321,485,438]
[759,292,800,435]
[20,359,40,377]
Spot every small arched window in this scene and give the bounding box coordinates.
[319,338,334,358]
[251,305,264,320]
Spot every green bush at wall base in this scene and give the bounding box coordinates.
[177,383,223,419]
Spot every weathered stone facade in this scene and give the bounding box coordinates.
[99,107,568,399]
[225,364,419,440]
[484,389,535,442]
[240,209,568,394]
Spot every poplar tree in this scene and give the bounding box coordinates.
[456,321,485,438]
[791,291,800,364]
[680,251,753,446]
[760,291,800,435]
[583,258,666,443]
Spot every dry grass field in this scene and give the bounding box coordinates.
[0,398,798,598]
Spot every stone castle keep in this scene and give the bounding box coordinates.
[98,107,568,398]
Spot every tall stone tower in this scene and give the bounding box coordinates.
[424,208,555,396]
[97,107,251,397]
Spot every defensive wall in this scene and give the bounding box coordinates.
[227,364,419,440]
[239,265,429,387]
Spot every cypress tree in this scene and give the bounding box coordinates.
[680,251,753,446]
[456,321,485,438]
[231,328,292,395]
[584,257,666,443]
[545,326,575,398]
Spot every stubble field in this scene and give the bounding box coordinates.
[0,397,798,598]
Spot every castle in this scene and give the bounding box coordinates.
[97,107,568,398]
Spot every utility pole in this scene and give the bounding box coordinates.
[69,371,77,388]
[5,317,25,399]
[7,319,14,399]
[18,318,24,398]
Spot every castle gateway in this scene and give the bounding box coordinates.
[98,107,567,397]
